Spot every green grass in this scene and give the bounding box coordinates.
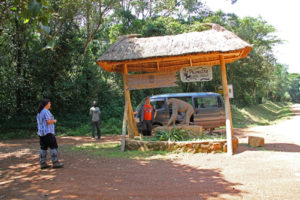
[0,130,36,140]
[0,116,123,140]
[232,101,294,128]
[0,101,294,140]
[63,142,171,160]
[57,117,122,136]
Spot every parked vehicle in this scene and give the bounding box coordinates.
[134,92,226,132]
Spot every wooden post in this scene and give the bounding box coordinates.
[219,55,233,155]
[123,64,139,138]
[121,100,128,152]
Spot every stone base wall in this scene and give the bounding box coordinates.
[125,137,239,153]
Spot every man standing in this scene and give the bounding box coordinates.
[136,97,156,136]
[90,101,101,140]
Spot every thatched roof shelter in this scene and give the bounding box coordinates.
[97,23,252,73]
[97,23,252,154]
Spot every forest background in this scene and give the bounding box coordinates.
[1,0,300,138]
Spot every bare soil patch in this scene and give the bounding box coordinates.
[1,105,300,200]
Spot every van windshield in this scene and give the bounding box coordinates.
[151,99,165,109]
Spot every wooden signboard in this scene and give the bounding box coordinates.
[127,72,178,90]
[180,66,212,82]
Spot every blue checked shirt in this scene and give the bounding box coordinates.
[37,108,55,136]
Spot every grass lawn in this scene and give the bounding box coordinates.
[0,101,294,140]
[231,101,293,128]
[62,142,171,160]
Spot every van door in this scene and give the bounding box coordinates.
[217,96,226,126]
[193,96,223,128]
[151,98,169,125]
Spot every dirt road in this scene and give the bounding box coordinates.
[1,104,300,200]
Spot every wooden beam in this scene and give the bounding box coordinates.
[220,55,233,155]
[121,98,128,152]
[189,58,193,66]
[123,64,139,138]
[124,60,221,73]
[97,61,113,72]
[105,55,241,73]
[100,51,242,67]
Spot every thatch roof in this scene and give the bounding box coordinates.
[97,23,252,73]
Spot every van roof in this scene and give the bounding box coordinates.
[150,92,221,99]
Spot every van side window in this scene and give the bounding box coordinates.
[152,100,165,109]
[195,97,218,108]
[176,97,193,105]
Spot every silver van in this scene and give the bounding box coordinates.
[135,92,226,131]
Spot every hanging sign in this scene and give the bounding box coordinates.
[180,66,212,82]
[228,84,234,98]
[127,72,178,90]
[217,84,234,98]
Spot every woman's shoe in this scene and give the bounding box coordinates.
[52,161,64,168]
[40,162,51,169]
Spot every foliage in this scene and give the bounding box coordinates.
[0,100,293,140]
[155,127,191,141]
[288,73,300,102]
[201,12,287,106]
[0,115,122,140]
[0,0,53,36]
[0,0,295,139]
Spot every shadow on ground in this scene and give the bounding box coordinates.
[0,138,245,200]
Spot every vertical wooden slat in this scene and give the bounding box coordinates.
[121,99,128,152]
[123,64,139,138]
[220,55,233,155]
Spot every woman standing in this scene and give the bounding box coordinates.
[37,99,64,169]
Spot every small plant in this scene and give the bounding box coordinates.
[155,126,191,141]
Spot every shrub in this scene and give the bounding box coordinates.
[155,126,191,141]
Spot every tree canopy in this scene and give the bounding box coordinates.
[0,0,297,132]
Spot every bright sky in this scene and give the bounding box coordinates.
[204,0,300,74]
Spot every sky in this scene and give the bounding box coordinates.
[204,0,300,74]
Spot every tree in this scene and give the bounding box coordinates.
[0,0,291,134]
[0,0,53,37]
[288,73,300,102]
[201,11,285,105]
